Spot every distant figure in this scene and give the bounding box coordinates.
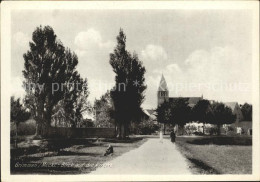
[96,137,101,145]
[237,127,242,135]
[104,144,113,156]
[159,130,163,143]
[170,130,176,143]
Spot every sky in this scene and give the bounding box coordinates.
[11,9,253,109]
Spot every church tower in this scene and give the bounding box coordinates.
[157,74,169,106]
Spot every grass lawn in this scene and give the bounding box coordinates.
[11,136,147,174]
[176,136,252,174]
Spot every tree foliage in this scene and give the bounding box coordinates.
[192,99,211,134]
[109,29,147,138]
[241,103,252,121]
[156,101,172,126]
[94,90,114,128]
[170,98,191,127]
[23,25,88,135]
[210,102,236,135]
[11,96,31,124]
[11,96,31,136]
[156,98,191,134]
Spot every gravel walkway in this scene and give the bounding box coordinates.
[91,138,191,174]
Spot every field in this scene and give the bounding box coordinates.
[176,136,252,174]
[11,135,252,174]
[11,136,147,174]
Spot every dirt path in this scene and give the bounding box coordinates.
[91,138,191,174]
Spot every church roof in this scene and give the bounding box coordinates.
[146,109,156,115]
[188,97,203,105]
[169,97,202,107]
[158,74,168,91]
[224,102,238,111]
[143,109,157,120]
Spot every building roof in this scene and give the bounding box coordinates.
[188,97,203,105]
[169,97,202,107]
[224,102,238,111]
[158,74,168,91]
[143,109,157,120]
[146,109,156,115]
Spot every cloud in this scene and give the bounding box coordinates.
[185,49,208,67]
[13,32,30,48]
[74,49,87,57]
[166,64,182,73]
[182,46,251,103]
[144,46,252,108]
[87,78,115,103]
[141,44,168,62]
[74,28,114,51]
[184,46,250,83]
[11,76,26,99]
[153,64,182,75]
[73,29,116,104]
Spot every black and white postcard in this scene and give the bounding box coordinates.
[1,1,259,181]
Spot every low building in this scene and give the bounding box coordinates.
[224,102,244,122]
[224,102,252,135]
[142,109,157,123]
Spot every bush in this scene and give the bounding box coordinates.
[17,119,36,136]
[10,122,16,136]
[185,124,198,135]
[135,120,159,135]
[209,127,218,135]
[193,131,204,136]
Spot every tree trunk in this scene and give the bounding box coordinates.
[116,122,122,139]
[217,124,221,135]
[36,99,44,136]
[124,123,129,138]
[15,122,18,148]
[163,123,166,135]
[42,124,50,137]
[15,123,18,138]
[178,125,184,135]
[114,123,117,138]
[203,122,205,135]
[41,106,53,137]
[35,123,39,136]
[121,123,126,139]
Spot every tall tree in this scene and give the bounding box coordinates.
[11,96,31,137]
[170,98,191,135]
[192,99,211,134]
[210,102,236,135]
[94,90,114,128]
[156,101,172,134]
[23,25,88,136]
[156,98,191,135]
[62,78,90,128]
[241,103,252,121]
[110,29,146,139]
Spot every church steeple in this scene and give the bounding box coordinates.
[157,74,169,106]
[158,74,168,91]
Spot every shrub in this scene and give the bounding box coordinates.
[193,131,204,136]
[209,127,218,135]
[135,120,159,135]
[17,119,36,135]
[10,122,16,137]
[185,124,198,135]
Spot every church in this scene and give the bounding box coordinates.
[156,74,252,135]
[157,74,203,107]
